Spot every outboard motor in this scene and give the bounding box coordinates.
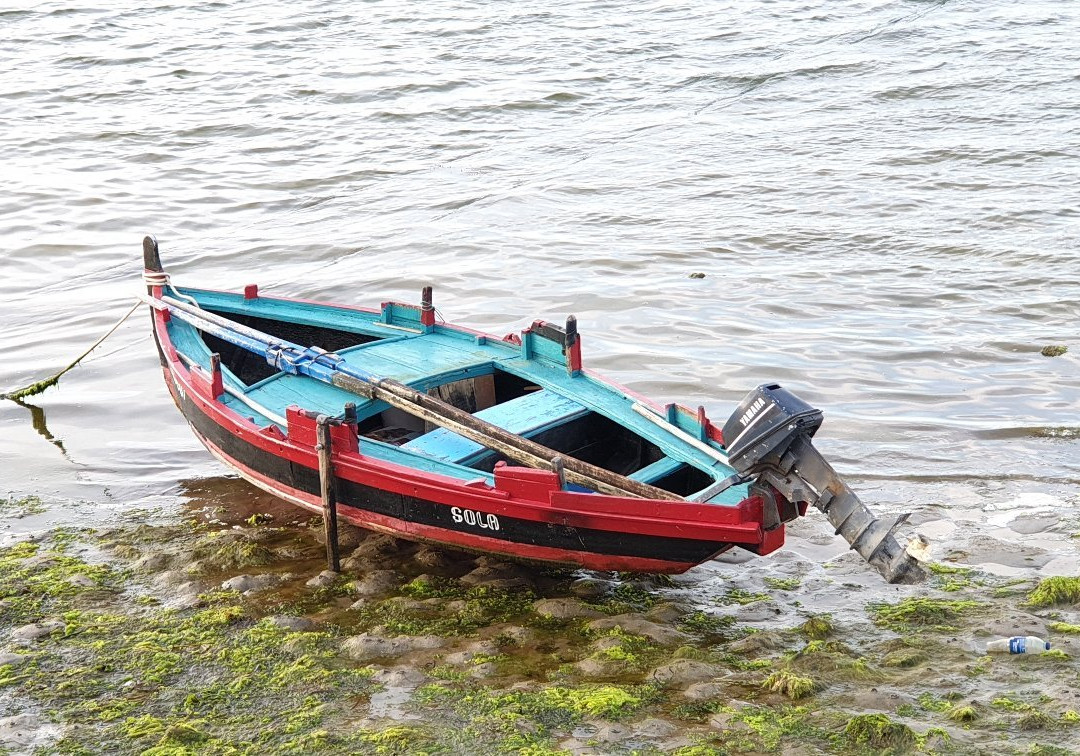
[723,384,923,584]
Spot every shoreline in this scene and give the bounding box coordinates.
[1,494,1079,755]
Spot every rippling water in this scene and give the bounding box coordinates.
[2,0,1077,573]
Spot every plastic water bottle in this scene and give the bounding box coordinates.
[986,636,1050,654]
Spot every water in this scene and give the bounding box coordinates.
[2,0,1078,575]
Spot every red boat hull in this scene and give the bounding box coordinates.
[152,292,784,574]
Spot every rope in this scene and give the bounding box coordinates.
[142,269,199,307]
[1,299,144,401]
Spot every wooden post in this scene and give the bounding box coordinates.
[315,415,341,572]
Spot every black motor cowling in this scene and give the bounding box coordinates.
[721,384,823,475]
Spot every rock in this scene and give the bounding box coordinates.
[371,666,427,686]
[382,596,430,612]
[170,593,205,610]
[11,620,64,642]
[221,573,287,593]
[443,640,500,665]
[174,581,204,596]
[348,535,403,560]
[646,602,690,624]
[154,570,190,587]
[0,652,29,667]
[489,625,536,644]
[633,718,678,739]
[306,570,340,588]
[132,552,172,572]
[461,563,527,586]
[0,713,59,749]
[727,630,789,655]
[471,577,534,591]
[313,521,367,551]
[351,570,403,597]
[268,616,319,632]
[341,634,413,662]
[413,548,456,569]
[534,598,605,620]
[468,662,499,679]
[575,655,628,678]
[587,615,690,645]
[568,577,609,600]
[734,601,783,622]
[648,659,724,686]
[340,633,445,662]
[411,635,447,651]
[65,574,99,589]
[683,682,728,700]
[592,722,632,743]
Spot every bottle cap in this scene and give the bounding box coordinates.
[1045,641,1051,650]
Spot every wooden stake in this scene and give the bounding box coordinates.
[316,415,341,572]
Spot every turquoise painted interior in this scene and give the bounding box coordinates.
[166,287,749,505]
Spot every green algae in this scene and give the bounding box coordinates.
[676,609,738,639]
[1040,345,1068,357]
[868,597,981,631]
[1048,621,1080,634]
[762,669,817,699]
[949,705,978,723]
[844,713,917,751]
[0,494,47,517]
[1027,576,1080,607]
[350,583,535,637]
[799,614,833,639]
[717,587,769,605]
[764,577,801,591]
[413,680,653,752]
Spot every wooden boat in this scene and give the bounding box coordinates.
[141,236,921,581]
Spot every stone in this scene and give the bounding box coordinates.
[413,548,456,569]
[568,577,608,600]
[132,552,172,572]
[65,574,99,588]
[341,633,413,662]
[734,601,783,622]
[0,714,58,749]
[443,640,500,665]
[221,573,286,593]
[351,570,403,597]
[593,722,632,743]
[313,521,367,551]
[533,598,605,620]
[587,615,690,645]
[0,652,29,667]
[340,633,445,662]
[268,616,319,632]
[683,682,728,700]
[633,718,678,739]
[489,625,536,644]
[468,661,499,679]
[371,666,427,686]
[306,570,339,588]
[469,577,534,591]
[461,564,527,586]
[648,659,724,686]
[646,602,690,624]
[575,655,627,678]
[11,620,64,642]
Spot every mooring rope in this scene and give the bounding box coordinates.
[0,299,144,401]
[142,269,199,307]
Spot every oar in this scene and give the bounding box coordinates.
[140,292,682,501]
